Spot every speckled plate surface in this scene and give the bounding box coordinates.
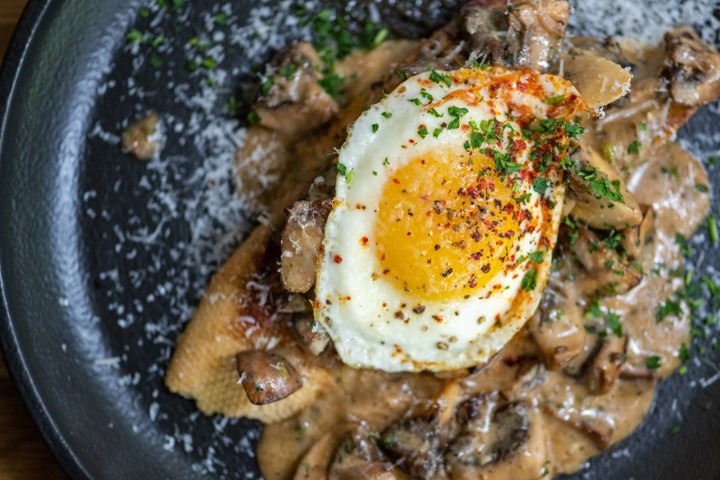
[1,1,720,479]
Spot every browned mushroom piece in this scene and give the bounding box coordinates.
[254,42,339,140]
[528,283,587,370]
[567,145,643,230]
[280,199,333,293]
[378,417,442,479]
[507,0,569,72]
[328,425,403,480]
[121,112,162,160]
[585,334,628,395]
[562,48,632,109]
[235,350,303,405]
[292,312,331,356]
[294,424,356,480]
[460,0,511,66]
[445,394,549,480]
[543,402,615,448]
[571,227,643,297]
[665,27,720,107]
[620,206,654,259]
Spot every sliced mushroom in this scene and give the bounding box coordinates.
[529,283,587,370]
[294,424,355,480]
[585,335,628,395]
[293,312,331,356]
[543,402,615,449]
[567,145,643,230]
[571,227,643,297]
[507,0,569,72]
[445,394,549,480]
[328,425,401,480]
[280,199,333,293]
[620,206,654,260]
[379,417,441,479]
[562,48,632,109]
[122,112,162,160]
[461,0,510,66]
[236,350,303,405]
[665,27,720,107]
[254,42,339,140]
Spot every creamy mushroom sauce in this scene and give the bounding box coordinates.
[234,31,713,478]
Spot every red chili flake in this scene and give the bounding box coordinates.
[470,252,481,260]
[432,315,444,323]
[394,311,406,320]
[360,237,369,246]
[392,178,400,184]
[511,139,527,153]
[383,302,388,307]
[466,186,479,199]
[468,275,477,288]
[382,269,390,275]
[409,138,415,144]
[333,255,343,264]
[313,300,322,309]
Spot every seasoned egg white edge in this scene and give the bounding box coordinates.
[315,69,570,372]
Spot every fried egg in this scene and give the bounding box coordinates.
[314,66,587,372]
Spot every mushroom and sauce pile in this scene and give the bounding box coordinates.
[164,1,720,478]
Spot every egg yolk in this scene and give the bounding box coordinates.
[374,149,520,302]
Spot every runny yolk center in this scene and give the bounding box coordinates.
[374,150,520,302]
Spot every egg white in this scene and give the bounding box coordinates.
[314,67,583,372]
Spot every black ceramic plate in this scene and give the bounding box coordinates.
[1,1,720,479]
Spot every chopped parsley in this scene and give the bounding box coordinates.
[607,312,623,337]
[429,70,452,87]
[470,132,484,149]
[428,108,443,118]
[214,12,230,25]
[420,89,434,102]
[418,126,428,138]
[432,128,443,138]
[372,123,379,133]
[246,110,261,125]
[533,177,551,194]
[278,63,297,79]
[546,94,565,105]
[646,355,662,370]
[336,162,348,176]
[381,111,393,119]
[695,183,709,193]
[709,214,719,243]
[521,269,538,291]
[656,299,682,322]
[576,166,624,203]
[447,106,469,130]
[127,29,145,44]
[528,251,544,263]
[494,151,522,174]
[261,77,275,94]
[514,193,532,204]
[627,140,641,155]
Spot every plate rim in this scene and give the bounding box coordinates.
[0,1,91,478]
